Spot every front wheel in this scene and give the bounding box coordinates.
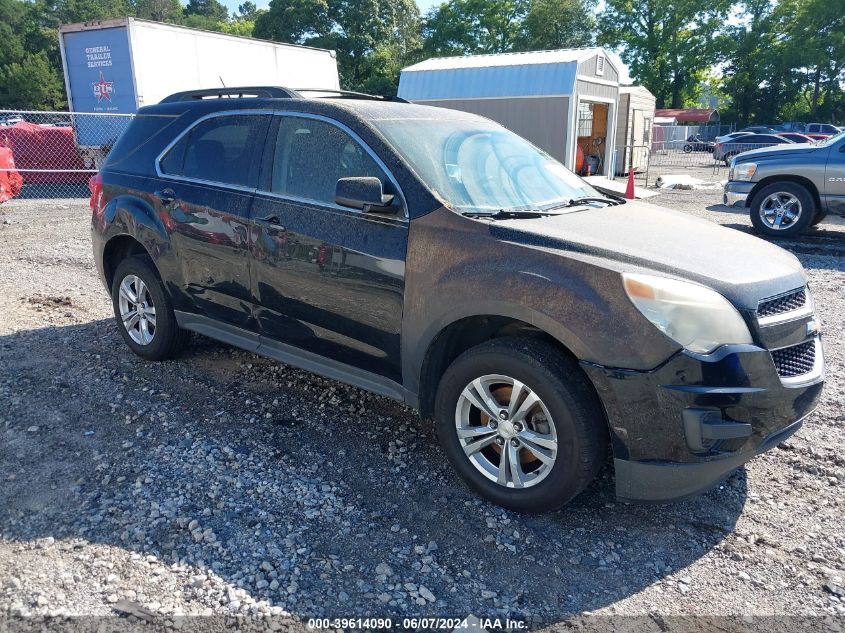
[749,182,816,237]
[811,211,827,227]
[111,255,187,360]
[683,144,693,153]
[434,338,607,513]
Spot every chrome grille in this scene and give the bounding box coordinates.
[771,340,816,378]
[758,288,806,319]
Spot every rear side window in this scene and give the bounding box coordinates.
[269,116,388,205]
[160,114,268,188]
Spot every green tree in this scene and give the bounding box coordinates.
[598,0,730,108]
[134,0,184,22]
[521,0,596,49]
[0,51,65,109]
[253,0,330,42]
[777,0,845,122]
[719,0,795,124]
[236,0,257,19]
[184,0,228,21]
[255,0,420,93]
[422,0,527,56]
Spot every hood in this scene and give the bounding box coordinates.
[488,201,806,309]
[731,143,819,162]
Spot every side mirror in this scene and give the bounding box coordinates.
[335,177,395,213]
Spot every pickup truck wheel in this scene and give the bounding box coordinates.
[434,337,606,513]
[749,182,816,237]
[111,256,187,361]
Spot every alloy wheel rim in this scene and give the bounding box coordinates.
[118,274,157,346]
[760,192,802,230]
[455,374,558,489]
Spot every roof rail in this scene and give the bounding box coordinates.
[160,87,301,103]
[296,88,409,103]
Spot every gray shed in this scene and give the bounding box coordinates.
[614,85,656,174]
[398,48,621,176]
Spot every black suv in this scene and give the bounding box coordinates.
[92,87,824,512]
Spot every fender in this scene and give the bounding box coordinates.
[93,184,174,293]
[400,207,681,396]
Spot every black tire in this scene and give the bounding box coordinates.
[811,211,827,227]
[683,144,693,154]
[723,152,736,166]
[111,255,187,361]
[749,181,816,238]
[434,337,607,513]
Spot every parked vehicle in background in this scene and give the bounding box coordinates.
[724,129,845,237]
[804,123,842,141]
[805,123,841,136]
[777,132,816,144]
[0,121,88,185]
[0,145,23,202]
[779,122,806,132]
[0,115,24,126]
[57,18,340,167]
[91,86,824,512]
[739,126,777,134]
[715,131,753,144]
[683,134,714,153]
[714,134,794,164]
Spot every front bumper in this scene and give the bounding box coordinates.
[723,181,755,207]
[583,340,824,502]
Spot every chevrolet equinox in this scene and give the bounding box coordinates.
[91,87,825,512]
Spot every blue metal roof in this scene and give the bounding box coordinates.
[397,49,613,101]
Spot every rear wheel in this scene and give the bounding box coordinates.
[434,338,607,513]
[749,182,816,237]
[111,256,187,360]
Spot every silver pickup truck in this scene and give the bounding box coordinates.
[724,130,845,237]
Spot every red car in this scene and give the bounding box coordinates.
[777,132,816,144]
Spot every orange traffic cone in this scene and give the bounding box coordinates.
[624,169,636,200]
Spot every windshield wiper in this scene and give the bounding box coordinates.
[563,196,622,207]
[463,209,561,219]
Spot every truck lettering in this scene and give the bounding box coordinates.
[84,45,113,68]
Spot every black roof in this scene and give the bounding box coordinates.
[141,86,487,125]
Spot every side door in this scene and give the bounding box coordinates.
[249,113,408,383]
[155,112,271,329]
[824,137,845,215]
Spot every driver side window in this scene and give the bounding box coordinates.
[271,116,388,205]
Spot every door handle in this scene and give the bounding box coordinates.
[154,188,176,206]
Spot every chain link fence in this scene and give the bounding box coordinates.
[0,109,133,199]
[615,140,802,191]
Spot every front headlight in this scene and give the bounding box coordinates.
[733,162,757,181]
[623,273,752,354]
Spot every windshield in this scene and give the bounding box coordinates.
[373,117,600,214]
[819,129,845,147]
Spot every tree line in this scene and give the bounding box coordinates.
[1,0,843,124]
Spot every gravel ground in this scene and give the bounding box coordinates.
[0,192,844,631]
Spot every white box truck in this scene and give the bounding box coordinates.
[58,18,340,163]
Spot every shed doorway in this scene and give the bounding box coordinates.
[576,101,609,176]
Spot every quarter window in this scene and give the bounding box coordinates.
[270,116,388,205]
[160,114,268,188]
